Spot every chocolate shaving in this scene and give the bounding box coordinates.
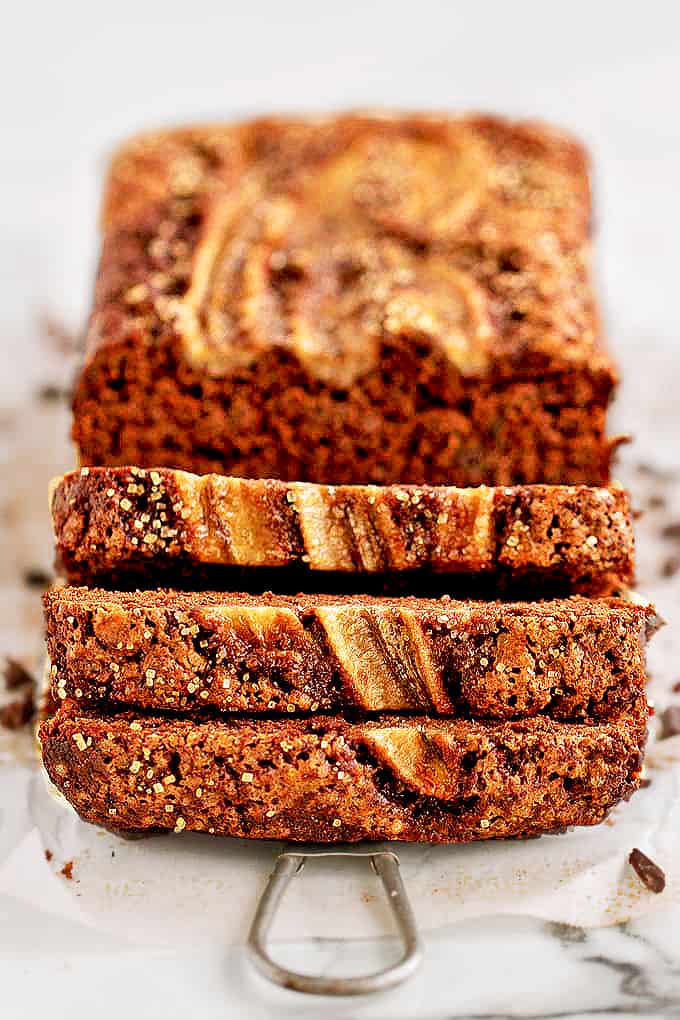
[3,658,33,690]
[22,567,52,589]
[0,689,35,729]
[660,705,680,740]
[629,848,666,894]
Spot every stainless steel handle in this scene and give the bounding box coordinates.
[246,850,423,995]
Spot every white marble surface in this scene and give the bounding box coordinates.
[2,2,680,1016]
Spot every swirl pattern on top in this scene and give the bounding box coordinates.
[97,113,600,386]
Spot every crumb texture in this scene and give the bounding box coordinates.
[40,701,647,842]
[73,113,615,485]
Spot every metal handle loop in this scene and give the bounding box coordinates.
[246,850,423,995]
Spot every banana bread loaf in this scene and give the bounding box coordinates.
[72,113,616,486]
[51,468,634,593]
[40,700,648,842]
[45,588,656,720]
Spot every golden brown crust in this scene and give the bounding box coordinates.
[51,467,634,591]
[40,699,648,842]
[95,112,601,378]
[44,588,655,720]
[73,112,616,486]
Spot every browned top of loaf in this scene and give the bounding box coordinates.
[51,466,634,588]
[45,587,657,719]
[84,112,610,388]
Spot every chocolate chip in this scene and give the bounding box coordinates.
[629,848,666,894]
[3,658,33,690]
[0,689,35,729]
[660,705,680,739]
[22,567,52,589]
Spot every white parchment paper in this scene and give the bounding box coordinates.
[0,734,676,948]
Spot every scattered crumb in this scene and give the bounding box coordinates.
[659,705,680,740]
[0,689,35,730]
[44,849,53,862]
[673,681,680,694]
[661,556,680,578]
[60,860,74,881]
[636,461,678,482]
[36,383,70,404]
[3,658,33,690]
[647,493,666,510]
[629,848,666,894]
[22,567,52,589]
[38,311,81,355]
[661,522,680,541]
[639,777,652,789]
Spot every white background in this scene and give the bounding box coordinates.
[2,2,680,1017]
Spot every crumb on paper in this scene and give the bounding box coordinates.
[60,860,74,881]
[38,310,81,355]
[36,383,70,404]
[659,705,680,740]
[661,556,680,578]
[44,849,53,862]
[3,658,33,690]
[0,689,35,730]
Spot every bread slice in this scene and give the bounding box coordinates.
[40,699,648,842]
[72,113,615,487]
[45,588,656,720]
[51,468,634,594]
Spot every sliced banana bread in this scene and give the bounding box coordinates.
[51,468,634,593]
[40,700,648,842]
[45,588,656,720]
